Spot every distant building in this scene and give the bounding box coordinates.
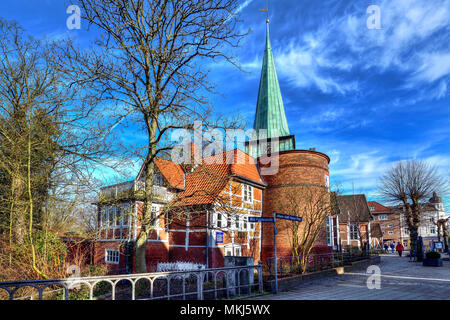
[385,192,448,249]
[335,194,379,249]
[368,201,402,247]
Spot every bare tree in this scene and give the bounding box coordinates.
[275,184,338,273]
[0,19,114,279]
[54,0,247,272]
[378,160,447,261]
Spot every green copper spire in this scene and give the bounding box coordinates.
[253,21,290,138]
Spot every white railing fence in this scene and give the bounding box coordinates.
[0,263,263,300]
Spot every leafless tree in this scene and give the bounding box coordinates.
[53,0,247,272]
[0,19,115,279]
[275,184,338,273]
[378,160,447,261]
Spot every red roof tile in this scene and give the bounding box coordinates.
[173,149,265,206]
[368,201,392,213]
[155,158,185,189]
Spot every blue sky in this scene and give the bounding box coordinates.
[1,0,449,211]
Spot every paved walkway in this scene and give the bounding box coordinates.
[252,253,450,300]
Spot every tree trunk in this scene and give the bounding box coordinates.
[135,227,149,273]
[135,114,158,273]
[443,226,449,252]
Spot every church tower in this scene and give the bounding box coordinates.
[247,20,295,158]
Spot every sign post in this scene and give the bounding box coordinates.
[273,211,278,294]
[248,212,302,295]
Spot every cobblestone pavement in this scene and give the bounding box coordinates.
[252,253,450,300]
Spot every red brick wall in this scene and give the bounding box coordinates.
[93,241,127,274]
[259,150,330,262]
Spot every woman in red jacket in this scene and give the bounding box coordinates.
[395,242,404,257]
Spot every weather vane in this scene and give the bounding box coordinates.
[259,0,269,23]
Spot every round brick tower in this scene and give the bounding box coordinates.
[258,149,330,263]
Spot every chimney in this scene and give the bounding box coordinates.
[309,147,316,151]
[183,142,201,173]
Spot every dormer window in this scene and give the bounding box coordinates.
[369,206,375,211]
[243,185,253,203]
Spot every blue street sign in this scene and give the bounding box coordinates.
[274,212,302,222]
[216,232,223,243]
[248,216,275,223]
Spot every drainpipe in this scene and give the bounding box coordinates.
[206,208,209,269]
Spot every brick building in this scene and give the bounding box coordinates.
[93,20,334,273]
[368,201,402,248]
[335,194,380,249]
[392,192,448,249]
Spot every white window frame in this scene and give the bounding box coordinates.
[243,216,248,231]
[350,224,359,240]
[388,231,394,235]
[326,216,333,246]
[235,215,241,230]
[224,244,242,257]
[369,206,375,211]
[242,185,253,203]
[151,204,159,227]
[224,247,233,256]
[108,206,114,227]
[378,214,387,220]
[121,203,130,227]
[227,214,232,229]
[387,224,393,228]
[100,207,107,227]
[216,212,222,228]
[114,206,121,227]
[105,249,120,264]
[324,175,330,192]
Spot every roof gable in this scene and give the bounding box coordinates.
[136,157,185,190]
[368,201,392,213]
[173,149,265,206]
[337,194,372,223]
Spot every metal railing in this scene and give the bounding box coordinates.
[264,251,371,279]
[0,263,263,300]
[100,181,174,202]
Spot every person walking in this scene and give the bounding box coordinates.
[384,243,389,253]
[396,241,404,257]
[390,242,395,254]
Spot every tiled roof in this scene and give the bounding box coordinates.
[368,201,392,213]
[155,158,185,189]
[336,194,372,223]
[173,149,265,206]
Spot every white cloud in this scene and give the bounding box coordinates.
[261,0,450,95]
[413,53,450,82]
